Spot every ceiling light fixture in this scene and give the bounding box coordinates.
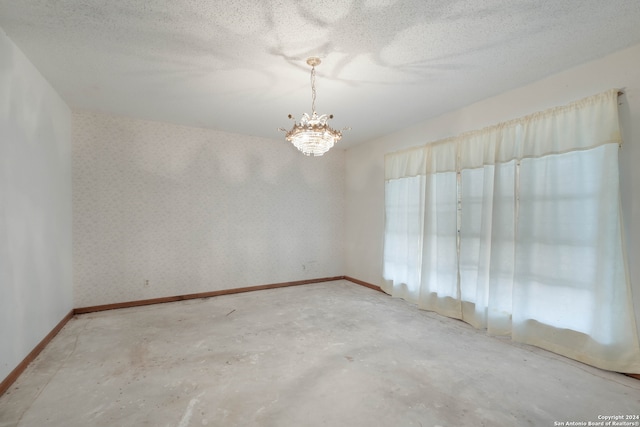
[279,57,347,156]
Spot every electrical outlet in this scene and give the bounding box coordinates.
[144,279,149,287]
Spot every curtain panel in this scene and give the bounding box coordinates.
[382,89,640,373]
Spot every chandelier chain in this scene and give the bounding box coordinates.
[310,65,316,114]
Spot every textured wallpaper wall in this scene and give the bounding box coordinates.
[73,111,344,307]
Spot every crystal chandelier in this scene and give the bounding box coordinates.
[279,57,347,156]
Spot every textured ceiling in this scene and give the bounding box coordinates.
[1,0,640,148]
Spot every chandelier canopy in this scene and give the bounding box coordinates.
[279,57,347,156]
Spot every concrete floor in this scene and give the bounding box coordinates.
[1,280,639,427]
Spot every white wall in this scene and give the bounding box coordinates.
[72,112,345,307]
[0,29,73,382]
[345,43,640,331]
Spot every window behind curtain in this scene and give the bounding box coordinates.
[382,90,640,373]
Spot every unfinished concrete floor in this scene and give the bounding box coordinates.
[1,280,639,426]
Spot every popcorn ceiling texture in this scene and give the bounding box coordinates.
[2,1,640,147]
[72,111,345,308]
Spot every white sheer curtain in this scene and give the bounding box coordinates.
[383,174,425,301]
[420,142,459,318]
[383,90,640,373]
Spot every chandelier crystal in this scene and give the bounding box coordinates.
[279,57,347,156]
